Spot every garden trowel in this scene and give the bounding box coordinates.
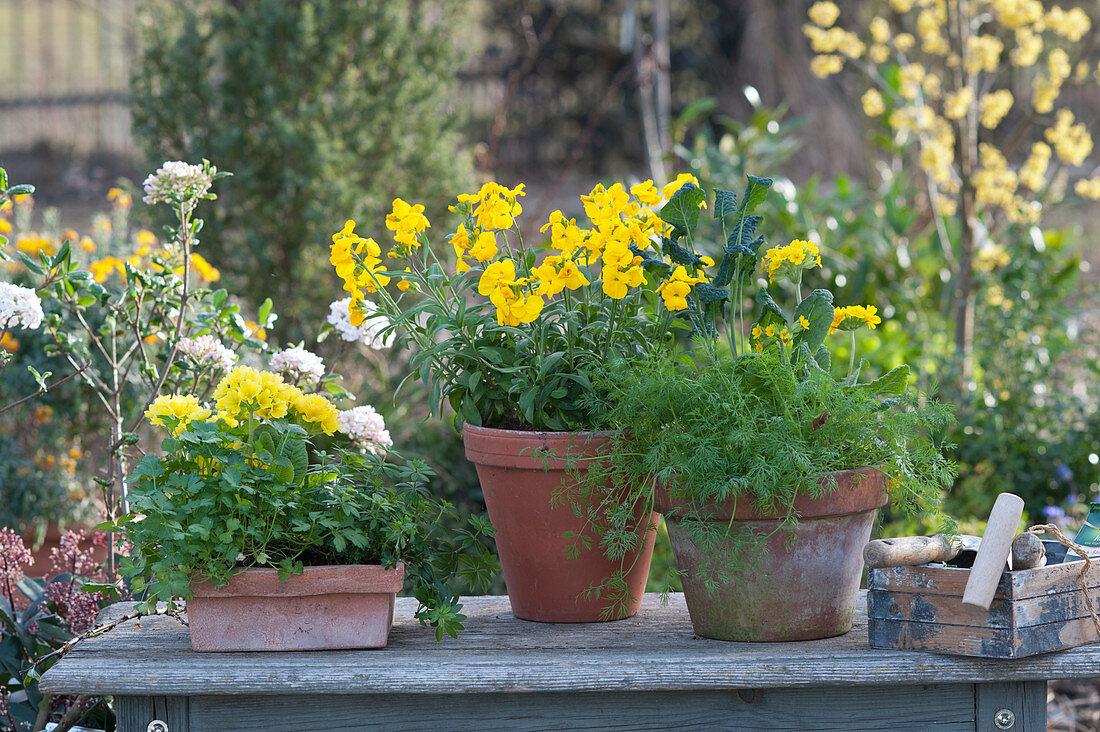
[863,533,982,569]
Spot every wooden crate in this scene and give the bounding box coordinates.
[867,561,1100,658]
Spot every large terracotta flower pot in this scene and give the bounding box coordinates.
[655,467,888,642]
[463,424,658,623]
[187,563,405,651]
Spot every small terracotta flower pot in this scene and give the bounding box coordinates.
[187,563,405,652]
[464,424,658,623]
[656,467,888,642]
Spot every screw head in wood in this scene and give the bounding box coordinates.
[147,721,169,732]
[994,708,1015,729]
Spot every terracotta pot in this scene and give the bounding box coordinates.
[187,563,405,652]
[656,467,888,642]
[463,424,658,623]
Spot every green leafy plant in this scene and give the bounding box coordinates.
[569,172,957,609]
[116,364,497,639]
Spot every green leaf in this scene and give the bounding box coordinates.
[658,182,705,236]
[753,289,787,330]
[661,237,705,269]
[6,184,34,197]
[0,168,8,190]
[713,188,737,219]
[258,297,274,326]
[792,289,834,356]
[212,288,228,309]
[862,364,911,396]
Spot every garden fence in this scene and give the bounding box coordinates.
[0,0,136,154]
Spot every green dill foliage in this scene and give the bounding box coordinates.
[567,171,959,598]
[118,422,497,640]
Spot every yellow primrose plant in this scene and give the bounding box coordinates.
[330,175,722,430]
[113,363,498,639]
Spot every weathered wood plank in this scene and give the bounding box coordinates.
[868,587,1100,631]
[867,563,1100,601]
[869,614,1100,658]
[116,696,189,732]
[187,686,977,732]
[974,681,1046,732]
[40,593,1100,697]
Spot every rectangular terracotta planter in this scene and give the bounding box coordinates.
[187,563,405,652]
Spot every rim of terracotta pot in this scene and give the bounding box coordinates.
[462,422,615,470]
[654,467,888,520]
[189,562,406,598]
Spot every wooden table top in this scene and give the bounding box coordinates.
[39,592,1100,697]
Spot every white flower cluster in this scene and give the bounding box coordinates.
[176,334,237,371]
[0,282,44,330]
[327,297,393,349]
[337,405,393,456]
[142,161,214,207]
[270,346,326,384]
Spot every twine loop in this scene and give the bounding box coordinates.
[1027,523,1100,638]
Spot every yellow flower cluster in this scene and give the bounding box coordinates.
[1033,49,1071,113]
[916,5,948,55]
[975,244,1011,272]
[385,198,430,250]
[1076,177,1100,201]
[330,219,389,326]
[829,305,882,334]
[451,183,525,272]
[993,0,1044,28]
[1045,6,1091,42]
[965,35,1003,74]
[1045,109,1093,166]
[212,365,340,435]
[810,55,845,78]
[1011,27,1043,66]
[807,1,839,28]
[762,239,821,283]
[477,259,544,326]
[1018,142,1051,192]
[862,89,886,117]
[979,90,1014,129]
[750,322,793,352]
[146,394,212,435]
[943,88,973,120]
[656,265,704,312]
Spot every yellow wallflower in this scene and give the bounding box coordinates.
[659,173,701,202]
[478,259,517,297]
[213,366,293,421]
[386,198,430,248]
[107,187,132,208]
[1,332,19,352]
[397,267,413,292]
[79,236,96,253]
[190,253,221,282]
[656,265,703,311]
[629,180,662,206]
[469,231,499,262]
[89,256,126,283]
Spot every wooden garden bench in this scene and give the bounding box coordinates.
[41,592,1091,731]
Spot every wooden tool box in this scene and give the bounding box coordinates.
[867,560,1100,658]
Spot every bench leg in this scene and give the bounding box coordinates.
[115,695,190,732]
[974,681,1046,731]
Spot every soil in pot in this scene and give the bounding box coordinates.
[463,424,658,623]
[656,467,887,642]
[187,563,405,652]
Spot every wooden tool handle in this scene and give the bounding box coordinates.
[962,493,1025,609]
[863,534,958,568]
[1011,532,1046,570]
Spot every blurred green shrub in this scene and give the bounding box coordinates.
[131,0,473,338]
